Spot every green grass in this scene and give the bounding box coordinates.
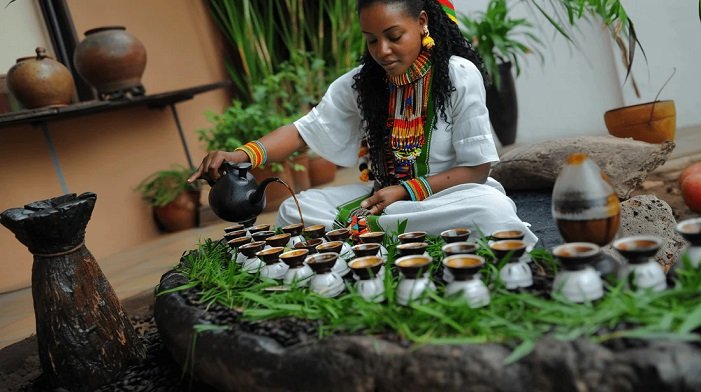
[159,235,701,362]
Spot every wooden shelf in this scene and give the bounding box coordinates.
[0,81,229,129]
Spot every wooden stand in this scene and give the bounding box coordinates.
[1,193,144,391]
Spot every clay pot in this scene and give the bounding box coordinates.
[552,153,620,246]
[6,47,74,109]
[153,190,200,233]
[73,26,147,98]
[604,100,676,144]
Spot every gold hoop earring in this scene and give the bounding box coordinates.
[422,25,435,49]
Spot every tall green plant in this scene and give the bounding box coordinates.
[459,0,543,88]
[206,0,363,104]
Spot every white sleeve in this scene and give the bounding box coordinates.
[449,57,499,166]
[293,67,363,168]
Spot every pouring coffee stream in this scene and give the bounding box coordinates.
[201,161,304,226]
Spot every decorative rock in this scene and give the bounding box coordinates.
[490,136,675,200]
[602,195,685,272]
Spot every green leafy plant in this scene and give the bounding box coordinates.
[459,0,544,88]
[205,0,363,104]
[136,165,200,207]
[160,235,701,363]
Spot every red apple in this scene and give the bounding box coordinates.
[682,172,701,213]
[679,162,701,186]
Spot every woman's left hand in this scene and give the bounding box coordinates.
[360,185,408,215]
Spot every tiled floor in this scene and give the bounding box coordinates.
[2,126,700,349]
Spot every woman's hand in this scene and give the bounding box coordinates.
[187,150,248,184]
[360,185,408,215]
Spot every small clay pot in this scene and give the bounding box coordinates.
[294,238,323,254]
[256,247,285,265]
[442,242,478,257]
[359,231,385,245]
[251,230,276,243]
[73,26,147,98]
[398,231,427,244]
[224,223,245,233]
[238,241,266,258]
[351,243,381,258]
[395,255,432,279]
[306,252,339,274]
[7,47,74,109]
[326,228,350,242]
[227,236,252,252]
[266,233,291,248]
[349,256,383,280]
[440,228,471,243]
[279,249,309,268]
[303,224,326,240]
[552,242,601,270]
[223,229,247,242]
[489,240,527,263]
[443,255,485,281]
[676,218,701,246]
[316,241,343,254]
[153,190,201,233]
[490,229,525,242]
[396,242,428,257]
[282,223,304,237]
[612,236,662,264]
[248,224,271,234]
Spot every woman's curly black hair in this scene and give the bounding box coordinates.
[353,0,487,187]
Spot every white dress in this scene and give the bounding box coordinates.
[276,56,537,244]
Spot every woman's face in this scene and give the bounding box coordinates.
[359,2,427,77]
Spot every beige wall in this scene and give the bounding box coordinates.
[0,0,230,292]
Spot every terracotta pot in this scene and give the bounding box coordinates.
[290,152,311,193]
[252,162,296,213]
[308,155,336,187]
[604,100,675,144]
[6,47,74,109]
[153,190,200,232]
[73,26,147,99]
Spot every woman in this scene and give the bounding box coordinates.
[189,0,536,243]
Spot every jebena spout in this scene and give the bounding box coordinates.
[249,177,281,206]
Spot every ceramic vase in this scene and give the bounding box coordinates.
[348,256,385,302]
[395,255,435,306]
[676,217,701,268]
[613,236,667,292]
[552,243,604,303]
[443,255,490,308]
[306,253,345,297]
[73,26,147,99]
[257,247,288,280]
[6,47,74,109]
[279,249,313,287]
[490,240,532,290]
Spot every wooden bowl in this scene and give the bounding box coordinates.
[604,100,675,144]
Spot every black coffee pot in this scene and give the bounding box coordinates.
[204,161,279,224]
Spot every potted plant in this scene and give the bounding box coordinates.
[136,165,201,232]
[526,0,682,144]
[459,0,543,146]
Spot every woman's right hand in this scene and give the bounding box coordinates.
[187,150,249,184]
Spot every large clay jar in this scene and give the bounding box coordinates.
[552,153,620,246]
[73,26,147,99]
[6,47,74,109]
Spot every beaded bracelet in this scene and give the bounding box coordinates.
[400,176,433,201]
[234,140,268,169]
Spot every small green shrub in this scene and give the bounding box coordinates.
[136,165,200,207]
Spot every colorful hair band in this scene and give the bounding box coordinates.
[235,140,268,169]
[438,0,457,24]
[401,176,433,201]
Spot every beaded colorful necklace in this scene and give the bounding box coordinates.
[387,50,433,179]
